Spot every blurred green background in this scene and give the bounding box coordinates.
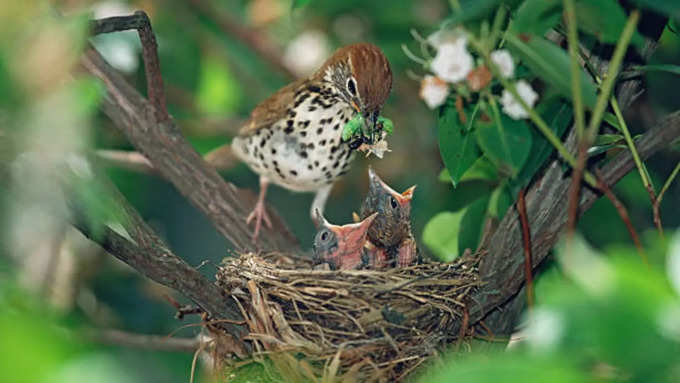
[0,0,679,382]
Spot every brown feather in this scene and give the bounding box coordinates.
[238,43,391,136]
[238,78,309,136]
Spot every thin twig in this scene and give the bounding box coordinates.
[86,328,200,353]
[516,189,534,309]
[585,11,640,142]
[611,96,661,234]
[96,148,239,175]
[653,161,680,238]
[96,149,156,174]
[595,171,646,263]
[90,11,169,122]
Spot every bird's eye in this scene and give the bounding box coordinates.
[347,78,357,96]
[389,196,399,210]
[319,229,330,242]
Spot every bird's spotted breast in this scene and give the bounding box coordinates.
[232,86,357,192]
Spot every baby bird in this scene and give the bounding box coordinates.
[359,167,418,267]
[312,211,378,270]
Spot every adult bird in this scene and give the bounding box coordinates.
[230,43,393,241]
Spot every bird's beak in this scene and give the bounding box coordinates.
[312,208,329,229]
[351,100,361,113]
[368,167,416,206]
[332,212,377,245]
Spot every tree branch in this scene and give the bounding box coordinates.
[81,27,298,253]
[91,12,169,122]
[62,162,248,339]
[472,109,680,330]
[86,328,201,353]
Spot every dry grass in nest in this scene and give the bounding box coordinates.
[213,252,482,382]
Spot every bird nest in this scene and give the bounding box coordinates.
[212,251,482,381]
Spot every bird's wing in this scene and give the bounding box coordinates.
[238,78,308,136]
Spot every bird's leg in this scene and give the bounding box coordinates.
[310,184,333,222]
[247,176,272,241]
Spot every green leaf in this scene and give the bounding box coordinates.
[574,0,643,45]
[632,64,680,76]
[459,196,490,254]
[594,133,624,146]
[460,156,499,182]
[512,0,561,36]
[509,97,572,194]
[488,184,513,219]
[378,116,394,135]
[448,179,498,211]
[629,0,680,19]
[438,103,481,187]
[423,210,466,262]
[507,34,598,109]
[475,106,533,177]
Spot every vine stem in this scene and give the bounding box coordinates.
[610,96,663,236]
[564,0,586,234]
[653,161,680,238]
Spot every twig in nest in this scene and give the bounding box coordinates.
[90,11,169,123]
[517,188,534,309]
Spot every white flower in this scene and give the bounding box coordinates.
[490,49,515,78]
[430,41,473,83]
[500,80,539,120]
[419,75,449,109]
[283,30,330,77]
[427,28,467,49]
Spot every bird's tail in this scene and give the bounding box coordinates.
[204,143,239,171]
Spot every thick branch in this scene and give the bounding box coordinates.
[80,47,298,253]
[472,110,680,327]
[63,164,247,339]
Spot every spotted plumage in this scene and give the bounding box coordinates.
[229,43,393,241]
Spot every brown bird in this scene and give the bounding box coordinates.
[231,43,393,240]
[312,211,378,270]
[359,167,418,267]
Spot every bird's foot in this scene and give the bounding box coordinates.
[246,200,272,242]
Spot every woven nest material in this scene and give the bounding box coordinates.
[213,252,482,382]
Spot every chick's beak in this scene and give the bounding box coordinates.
[335,212,378,245]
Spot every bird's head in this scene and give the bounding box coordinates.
[312,210,378,270]
[319,43,393,144]
[361,167,416,247]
